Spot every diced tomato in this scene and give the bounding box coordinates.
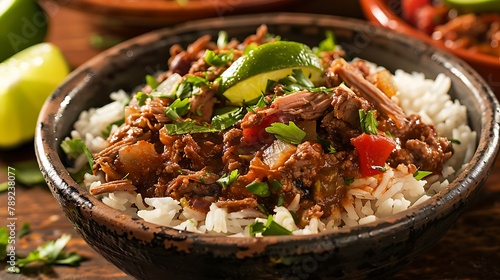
[242,114,286,144]
[401,0,430,25]
[351,133,396,177]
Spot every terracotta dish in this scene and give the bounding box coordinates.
[360,0,500,94]
[48,0,298,27]
[35,13,499,279]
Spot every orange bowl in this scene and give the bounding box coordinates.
[360,0,500,95]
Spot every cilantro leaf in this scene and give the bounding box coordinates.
[164,107,243,135]
[249,215,292,236]
[164,120,215,135]
[165,98,191,120]
[211,107,244,130]
[146,74,160,89]
[175,75,210,99]
[413,170,433,180]
[216,169,239,189]
[16,234,83,268]
[245,181,270,197]
[205,50,233,66]
[135,91,149,106]
[265,121,306,145]
[318,30,336,53]
[60,138,94,183]
[277,69,333,95]
[359,109,378,135]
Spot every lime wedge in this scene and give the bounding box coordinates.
[0,0,48,62]
[219,41,323,106]
[0,42,69,149]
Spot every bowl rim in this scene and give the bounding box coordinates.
[36,12,500,250]
[51,0,297,15]
[359,0,500,68]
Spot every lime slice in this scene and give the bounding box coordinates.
[0,0,48,62]
[0,42,69,149]
[219,41,323,106]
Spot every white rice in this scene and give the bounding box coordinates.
[66,68,476,237]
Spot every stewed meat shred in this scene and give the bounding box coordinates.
[92,26,453,226]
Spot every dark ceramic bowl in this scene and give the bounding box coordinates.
[359,0,500,95]
[35,13,500,279]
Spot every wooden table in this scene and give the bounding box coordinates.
[1,2,499,279]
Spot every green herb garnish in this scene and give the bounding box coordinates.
[249,215,292,236]
[60,138,94,183]
[265,121,306,145]
[135,91,149,106]
[165,98,191,120]
[245,181,270,197]
[315,30,336,54]
[413,170,433,180]
[359,109,378,135]
[146,74,160,89]
[216,169,239,189]
[15,234,84,270]
[205,50,234,66]
[175,75,210,99]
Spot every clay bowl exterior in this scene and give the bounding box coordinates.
[36,14,500,279]
[359,0,500,95]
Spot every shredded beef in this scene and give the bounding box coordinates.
[90,26,455,229]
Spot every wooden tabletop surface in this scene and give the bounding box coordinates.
[1,1,499,279]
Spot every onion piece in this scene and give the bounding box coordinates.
[262,140,296,170]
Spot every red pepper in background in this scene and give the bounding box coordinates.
[351,133,396,177]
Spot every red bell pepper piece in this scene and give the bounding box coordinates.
[351,133,396,177]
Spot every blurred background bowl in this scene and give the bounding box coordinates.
[49,0,299,31]
[359,0,500,95]
[35,13,499,279]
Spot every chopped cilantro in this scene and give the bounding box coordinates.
[359,109,378,135]
[245,181,270,197]
[165,98,191,120]
[413,170,433,180]
[165,107,243,135]
[135,91,149,106]
[344,177,354,186]
[164,120,215,135]
[175,75,210,99]
[205,50,234,66]
[249,215,292,236]
[211,107,244,131]
[265,121,306,145]
[15,234,84,270]
[328,145,336,153]
[60,138,94,183]
[271,180,283,192]
[216,169,239,188]
[277,195,285,207]
[315,30,336,55]
[145,74,160,89]
[450,139,461,145]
